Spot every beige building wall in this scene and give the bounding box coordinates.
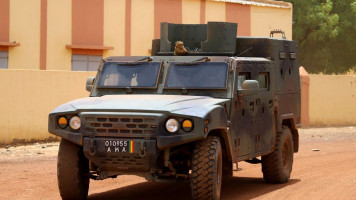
[3,0,294,69]
[103,0,126,58]
[0,70,95,144]
[131,0,154,56]
[46,0,72,71]
[8,0,41,69]
[182,0,200,24]
[309,75,356,126]
[205,1,226,23]
[250,5,292,39]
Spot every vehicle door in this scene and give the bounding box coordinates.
[255,68,275,154]
[230,69,260,160]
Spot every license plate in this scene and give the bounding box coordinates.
[104,140,134,153]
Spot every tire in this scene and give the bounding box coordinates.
[261,126,294,183]
[191,136,223,200]
[57,139,90,200]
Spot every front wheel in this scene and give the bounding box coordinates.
[57,139,90,200]
[261,126,294,183]
[191,136,223,200]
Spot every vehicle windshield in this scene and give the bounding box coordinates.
[164,62,228,89]
[97,62,161,88]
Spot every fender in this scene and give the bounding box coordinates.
[277,113,299,152]
[204,105,234,160]
[277,113,297,132]
[203,105,229,133]
[48,114,83,146]
[157,105,230,150]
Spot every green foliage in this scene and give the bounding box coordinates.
[285,0,356,74]
[351,1,356,13]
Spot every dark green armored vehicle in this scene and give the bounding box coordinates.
[49,22,300,200]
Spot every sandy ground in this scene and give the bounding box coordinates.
[0,127,356,200]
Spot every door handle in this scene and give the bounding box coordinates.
[255,98,260,106]
[269,100,273,108]
[250,101,254,111]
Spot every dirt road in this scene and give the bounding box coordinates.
[0,127,356,200]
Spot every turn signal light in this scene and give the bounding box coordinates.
[58,116,68,129]
[205,119,210,125]
[182,119,193,132]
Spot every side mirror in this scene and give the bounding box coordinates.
[238,80,259,96]
[86,77,95,92]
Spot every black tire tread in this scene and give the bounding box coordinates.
[261,126,294,184]
[57,139,89,200]
[191,136,221,200]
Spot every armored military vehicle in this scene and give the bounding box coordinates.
[49,22,300,200]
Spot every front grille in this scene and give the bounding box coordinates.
[100,154,144,166]
[85,153,150,171]
[84,116,158,136]
[86,153,153,171]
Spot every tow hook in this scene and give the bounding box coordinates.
[139,141,147,157]
[89,140,96,156]
[164,148,176,172]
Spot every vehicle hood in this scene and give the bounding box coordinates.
[50,95,230,118]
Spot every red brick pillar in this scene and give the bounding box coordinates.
[299,66,310,126]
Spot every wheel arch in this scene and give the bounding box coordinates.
[278,114,299,152]
[207,128,233,161]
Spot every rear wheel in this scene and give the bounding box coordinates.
[57,139,90,200]
[191,136,222,200]
[262,126,294,183]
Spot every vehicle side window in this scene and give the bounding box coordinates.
[237,73,250,89]
[258,73,269,90]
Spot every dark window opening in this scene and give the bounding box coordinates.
[258,73,269,90]
[72,55,102,71]
[0,51,8,69]
[237,72,251,90]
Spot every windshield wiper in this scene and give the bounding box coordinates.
[175,57,211,66]
[118,56,153,66]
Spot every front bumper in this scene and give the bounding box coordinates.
[83,137,157,172]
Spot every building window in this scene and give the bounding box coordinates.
[0,51,8,69]
[72,55,102,71]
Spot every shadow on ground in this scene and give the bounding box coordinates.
[88,177,300,200]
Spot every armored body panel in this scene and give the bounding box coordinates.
[153,22,237,56]
[236,37,301,143]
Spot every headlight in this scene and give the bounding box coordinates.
[182,119,193,132]
[166,118,179,133]
[58,116,68,129]
[69,116,81,130]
